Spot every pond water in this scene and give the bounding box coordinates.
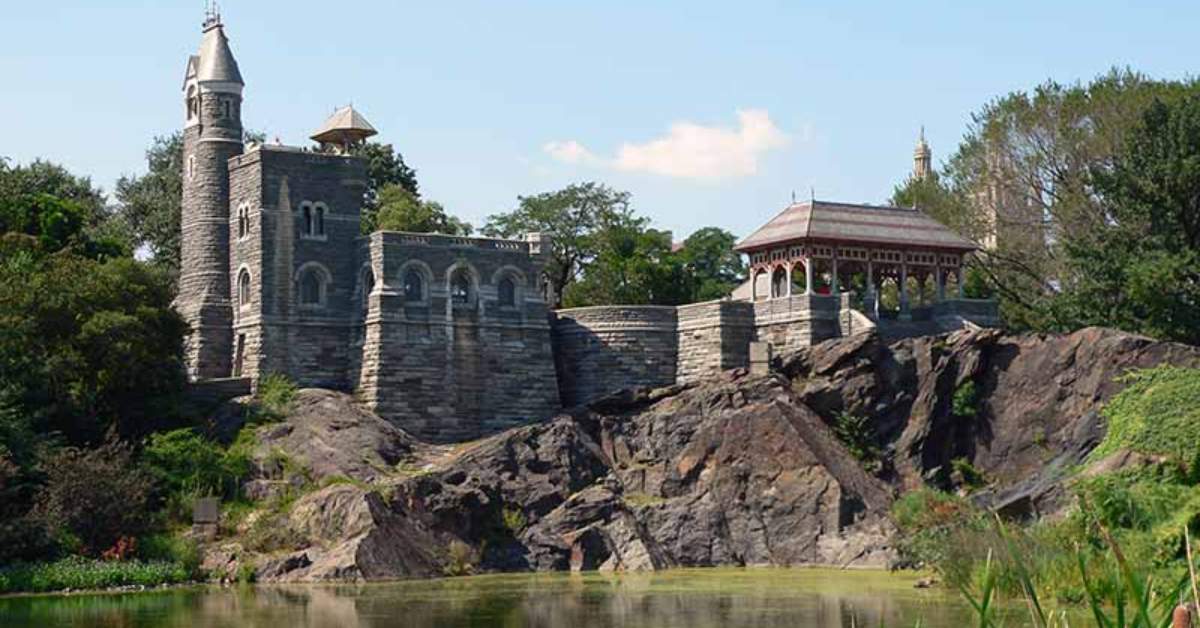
[0,567,1024,628]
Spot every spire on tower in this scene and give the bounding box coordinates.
[913,126,932,181]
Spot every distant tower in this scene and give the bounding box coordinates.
[178,8,245,379]
[913,126,932,181]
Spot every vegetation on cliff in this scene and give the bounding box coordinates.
[892,366,1200,612]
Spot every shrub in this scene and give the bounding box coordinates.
[951,457,986,489]
[32,441,153,556]
[1089,366,1200,469]
[443,540,476,576]
[143,428,248,500]
[250,373,297,423]
[502,506,527,534]
[831,411,882,472]
[951,380,978,419]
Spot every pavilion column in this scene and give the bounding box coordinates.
[956,265,965,299]
[785,264,793,297]
[804,257,814,296]
[936,264,946,301]
[830,254,839,295]
[899,260,911,321]
[866,258,875,297]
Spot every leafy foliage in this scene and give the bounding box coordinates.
[350,141,420,229]
[0,556,193,594]
[113,133,184,275]
[369,184,471,235]
[952,381,979,419]
[142,429,250,512]
[484,182,636,307]
[32,441,154,557]
[485,182,744,307]
[831,411,882,472]
[0,237,187,444]
[1089,366,1200,469]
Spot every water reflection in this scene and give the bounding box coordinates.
[0,568,992,628]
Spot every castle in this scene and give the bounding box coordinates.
[177,15,997,442]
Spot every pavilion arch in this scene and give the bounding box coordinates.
[397,259,434,304]
[770,265,789,298]
[295,261,333,308]
[751,268,770,301]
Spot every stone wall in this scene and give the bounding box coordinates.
[552,306,679,406]
[356,232,561,442]
[676,300,755,383]
[552,296,852,407]
[753,294,840,356]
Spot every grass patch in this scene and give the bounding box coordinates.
[0,557,193,593]
[622,492,667,508]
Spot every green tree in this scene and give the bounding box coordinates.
[484,182,637,307]
[113,133,184,275]
[1045,95,1200,344]
[369,184,471,235]
[890,69,1197,332]
[675,227,746,301]
[0,236,186,445]
[563,224,690,307]
[350,142,420,232]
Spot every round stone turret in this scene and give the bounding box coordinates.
[178,14,245,380]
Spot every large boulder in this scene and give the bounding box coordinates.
[251,389,420,484]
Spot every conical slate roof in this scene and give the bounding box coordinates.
[310,106,378,144]
[196,23,243,85]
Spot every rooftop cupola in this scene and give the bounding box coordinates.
[311,105,378,154]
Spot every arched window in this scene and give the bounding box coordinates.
[187,155,196,181]
[450,270,472,305]
[302,205,313,236]
[315,205,326,236]
[237,204,249,239]
[498,277,516,307]
[403,269,424,301]
[237,268,251,308]
[299,268,325,306]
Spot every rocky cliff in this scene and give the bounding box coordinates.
[204,326,1200,582]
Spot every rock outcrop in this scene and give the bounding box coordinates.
[228,373,897,581]
[780,326,1200,516]
[209,326,1200,582]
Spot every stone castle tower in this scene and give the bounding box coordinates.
[178,11,244,379]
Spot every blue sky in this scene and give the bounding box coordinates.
[2,1,1196,241]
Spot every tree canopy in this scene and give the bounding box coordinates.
[368,184,471,235]
[485,182,743,308]
[890,69,1200,342]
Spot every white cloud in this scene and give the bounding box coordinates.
[542,109,789,182]
[542,140,600,165]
